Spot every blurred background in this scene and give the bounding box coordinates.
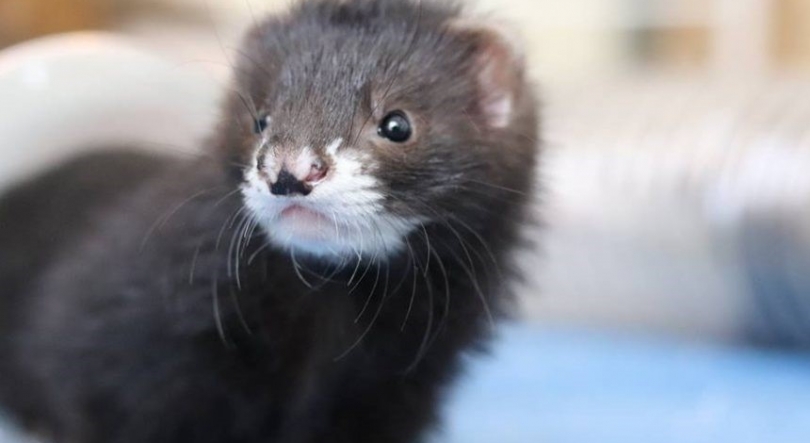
[4,0,810,79]
[2,0,810,441]
[2,0,810,348]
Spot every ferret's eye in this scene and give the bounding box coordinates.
[254,115,270,134]
[378,111,412,143]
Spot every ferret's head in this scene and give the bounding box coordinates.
[217,0,538,262]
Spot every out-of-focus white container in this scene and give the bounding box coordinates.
[0,32,220,191]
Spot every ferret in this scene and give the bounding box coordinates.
[0,0,539,442]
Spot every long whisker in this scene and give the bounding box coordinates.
[354,259,382,323]
[335,260,391,361]
[401,237,420,331]
[216,207,248,251]
[290,247,315,289]
[211,271,233,348]
[140,186,224,250]
[248,241,273,265]
[405,225,436,373]
[189,243,203,285]
[230,285,254,336]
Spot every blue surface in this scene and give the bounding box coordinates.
[439,325,810,443]
[3,325,810,443]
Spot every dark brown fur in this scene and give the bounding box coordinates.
[0,1,539,442]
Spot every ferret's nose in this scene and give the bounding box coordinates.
[269,162,329,197]
[270,169,310,196]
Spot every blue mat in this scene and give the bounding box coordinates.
[3,325,810,443]
[439,325,810,443]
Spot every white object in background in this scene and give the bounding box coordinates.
[521,78,810,344]
[712,0,774,76]
[0,32,221,191]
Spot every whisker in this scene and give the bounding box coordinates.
[211,271,233,348]
[230,286,254,336]
[400,236,420,331]
[214,188,244,208]
[189,243,202,285]
[354,259,382,323]
[406,227,436,373]
[335,260,391,361]
[461,179,530,196]
[140,187,223,250]
[248,241,273,265]
[216,207,247,251]
[290,248,315,289]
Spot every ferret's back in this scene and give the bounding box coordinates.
[0,150,170,425]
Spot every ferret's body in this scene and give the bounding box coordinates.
[1,152,471,442]
[0,1,539,442]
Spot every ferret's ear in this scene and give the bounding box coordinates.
[447,20,526,130]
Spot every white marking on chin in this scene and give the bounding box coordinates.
[241,143,421,262]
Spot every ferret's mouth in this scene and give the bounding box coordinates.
[243,193,420,260]
[280,203,328,223]
[240,148,420,260]
[275,203,334,239]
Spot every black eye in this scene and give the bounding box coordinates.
[254,115,269,134]
[378,111,412,143]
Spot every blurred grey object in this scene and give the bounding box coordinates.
[524,77,810,347]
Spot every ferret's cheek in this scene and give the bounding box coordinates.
[240,183,278,221]
[320,147,378,189]
[240,157,283,221]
